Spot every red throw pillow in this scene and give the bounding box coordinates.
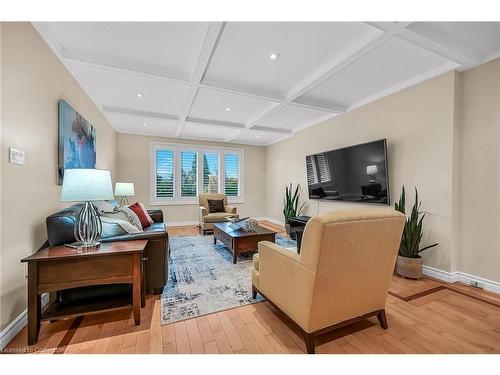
[129,202,151,229]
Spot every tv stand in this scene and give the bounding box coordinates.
[289,216,311,253]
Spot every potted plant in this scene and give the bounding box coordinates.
[394,186,439,279]
[283,183,307,235]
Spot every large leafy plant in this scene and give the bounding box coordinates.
[394,186,439,258]
[283,183,307,224]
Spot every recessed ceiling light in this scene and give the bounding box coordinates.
[224,107,231,112]
[143,122,148,127]
[256,135,260,139]
[137,93,143,98]
[269,52,280,60]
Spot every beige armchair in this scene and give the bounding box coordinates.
[199,193,239,235]
[252,208,405,353]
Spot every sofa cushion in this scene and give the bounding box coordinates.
[207,199,225,213]
[203,212,235,223]
[144,222,166,233]
[129,202,152,229]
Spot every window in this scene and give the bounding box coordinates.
[180,150,197,197]
[224,152,240,197]
[151,142,243,205]
[155,148,174,198]
[306,153,331,185]
[203,152,220,193]
[316,153,331,183]
[306,155,318,185]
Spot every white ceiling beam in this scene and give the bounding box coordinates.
[290,100,346,114]
[367,22,481,67]
[251,126,292,135]
[243,29,391,130]
[186,117,244,129]
[198,83,282,103]
[102,106,179,121]
[174,22,225,137]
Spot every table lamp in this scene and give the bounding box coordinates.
[61,168,114,247]
[114,182,135,206]
[366,165,378,184]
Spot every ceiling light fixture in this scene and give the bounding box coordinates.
[143,122,148,127]
[256,135,260,139]
[224,107,231,112]
[137,93,143,98]
[269,52,280,60]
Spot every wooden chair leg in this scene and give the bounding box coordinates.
[304,333,316,354]
[377,309,388,329]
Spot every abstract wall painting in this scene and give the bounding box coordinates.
[58,99,96,184]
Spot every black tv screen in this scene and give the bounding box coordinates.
[306,139,389,205]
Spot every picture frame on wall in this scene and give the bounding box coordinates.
[57,99,96,184]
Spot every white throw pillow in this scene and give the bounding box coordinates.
[101,217,141,235]
[101,208,143,231]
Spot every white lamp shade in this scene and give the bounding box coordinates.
[366,165,378,175]
[115,182,135,197]
[61,169,114,202]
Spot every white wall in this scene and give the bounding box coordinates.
[0,22,117,332]
[456,58,500,282]
[265,72,458,273]
[116,134,266,224]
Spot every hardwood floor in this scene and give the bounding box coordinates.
[4,222,500,354]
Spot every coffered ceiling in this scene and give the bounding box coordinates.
[34,22,500,146]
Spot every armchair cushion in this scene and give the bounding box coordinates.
[203,212,237,223]
[207,199,225,213]
[225,206,237,214]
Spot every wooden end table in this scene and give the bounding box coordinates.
[21,240,148,345]
[213,222,276,263]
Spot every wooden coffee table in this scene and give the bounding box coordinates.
[213,222,276,263]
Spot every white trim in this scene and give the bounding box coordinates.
[0,294,49,350]
[422,265,500,294]
[421,265,458,283]
[167,220,199,227]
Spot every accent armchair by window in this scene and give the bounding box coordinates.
[199,193,239,235]
[252,208,405,353]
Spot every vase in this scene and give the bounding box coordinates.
[396,255,423,279]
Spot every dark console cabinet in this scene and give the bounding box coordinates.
[289,216,311,253]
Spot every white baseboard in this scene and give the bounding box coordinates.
[423,265,500,294]
[0,294,49,350]
[168,218,286,228]
[167,220,198,227]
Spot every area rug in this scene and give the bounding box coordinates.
[161,234,297,325]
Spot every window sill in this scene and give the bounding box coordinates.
[150,198,245,206]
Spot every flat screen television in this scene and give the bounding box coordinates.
[306,139,389,205]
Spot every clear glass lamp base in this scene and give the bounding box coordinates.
[73,201,103,248]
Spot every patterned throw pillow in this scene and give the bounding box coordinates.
[129,202,152,229]
[101,208,143,231]
[207,199,225,213]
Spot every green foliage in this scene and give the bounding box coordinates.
[395,186,439,258]
[283,183,307,224]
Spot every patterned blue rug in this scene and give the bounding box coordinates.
[161,233,297,325]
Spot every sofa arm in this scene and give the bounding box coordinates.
[225,206,237,214]
[147,209,163,223]
[257,241,315,330]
